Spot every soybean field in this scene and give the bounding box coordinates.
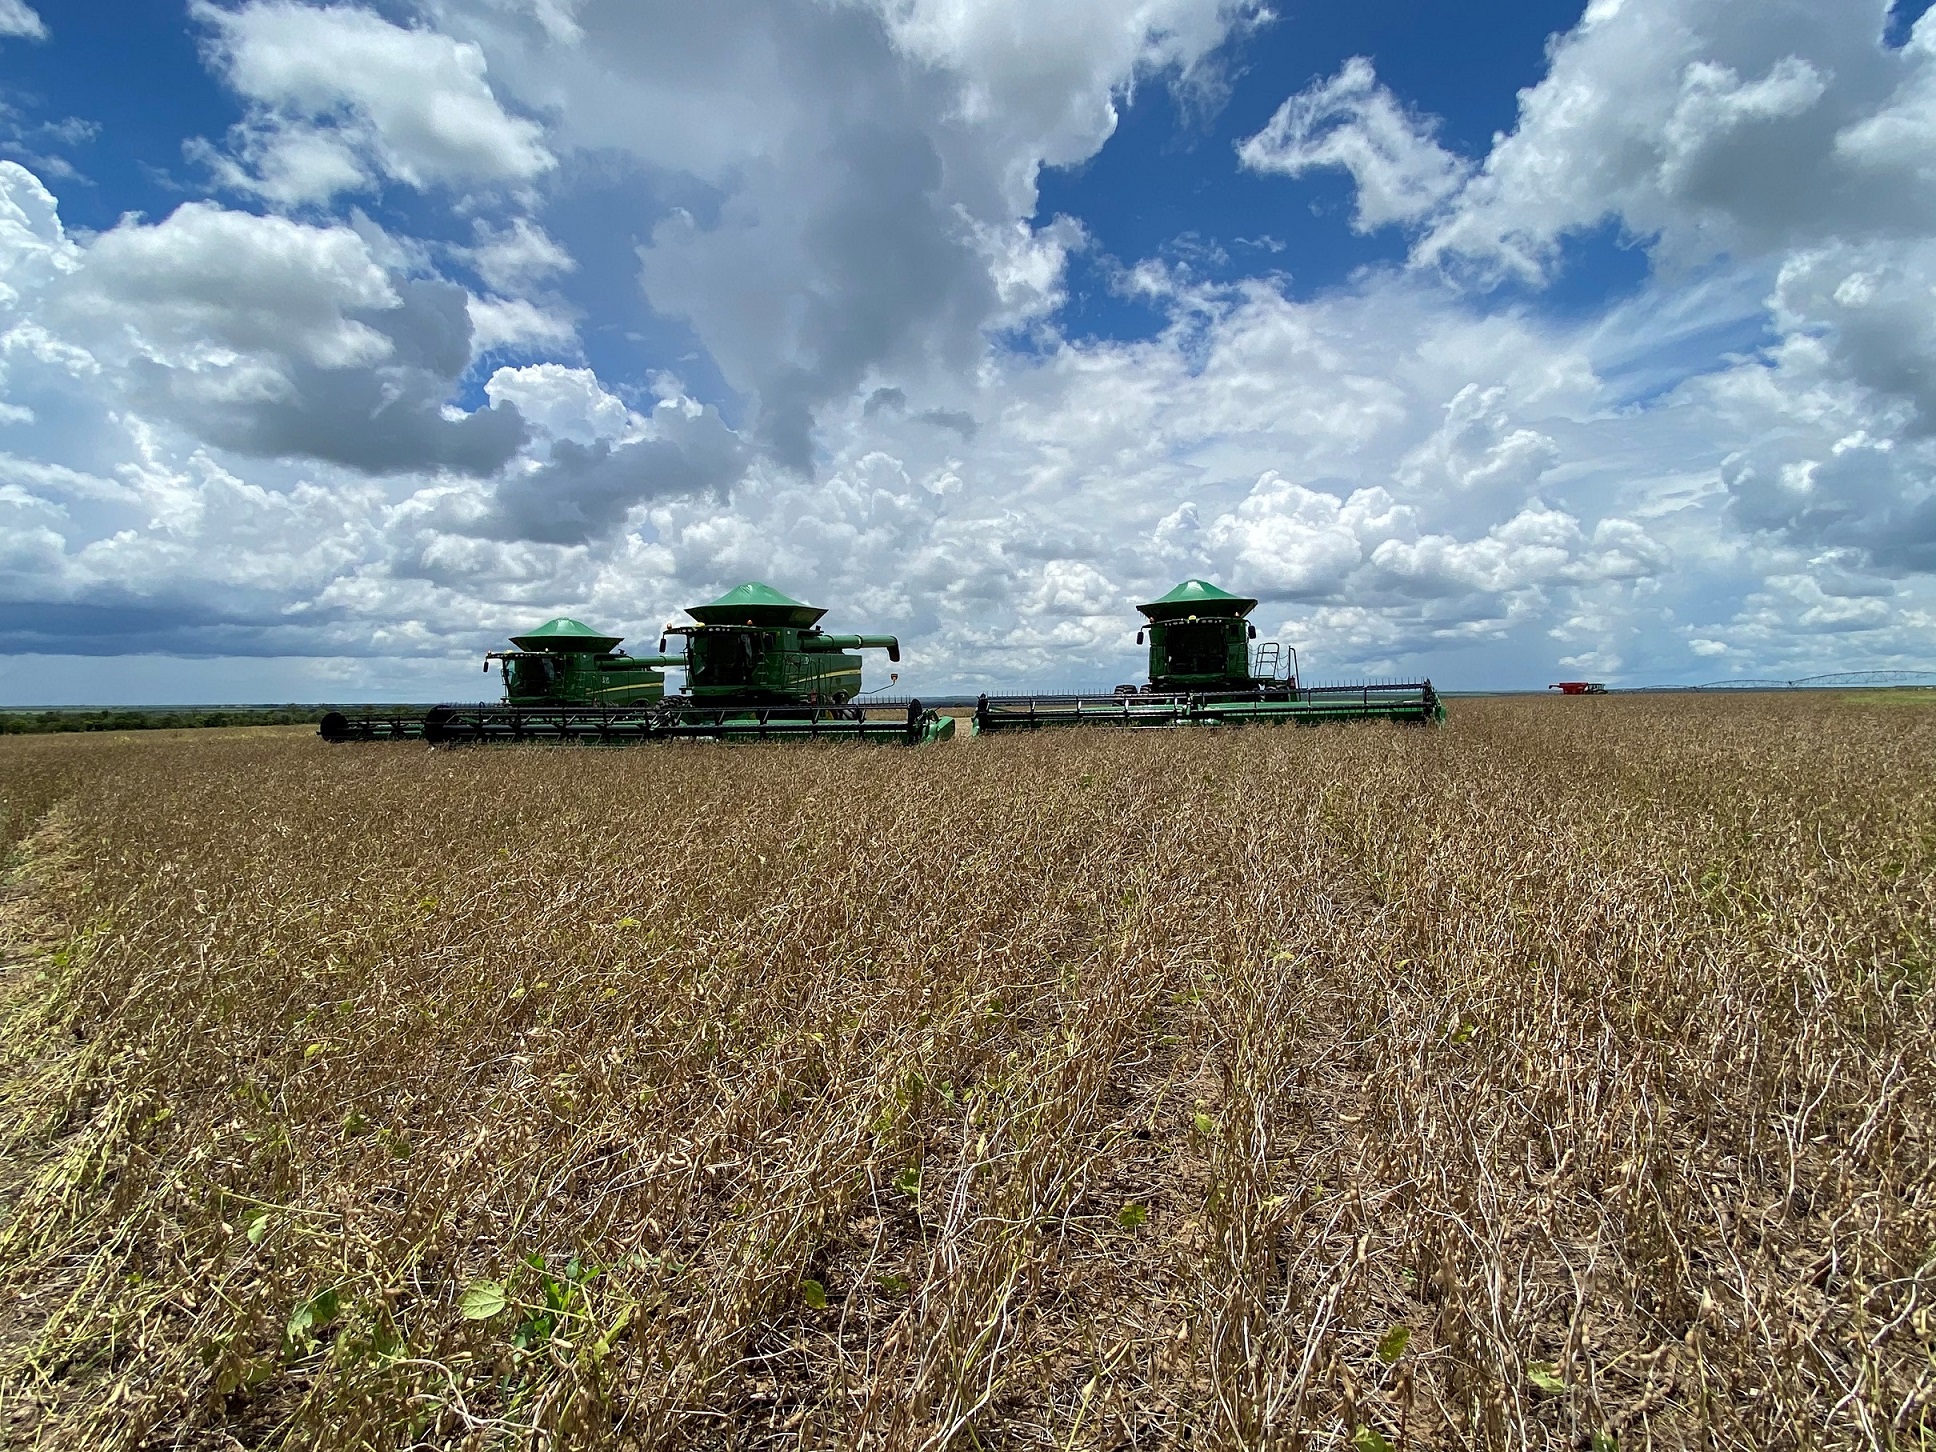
[0,695,1931,1449]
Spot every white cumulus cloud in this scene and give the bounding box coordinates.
[64,201,398,369]
[442,0,1263,469]
[1415,0,1934,279]
[0,0,44,40]
[195,0,555,204]
[1238,57,1471,230]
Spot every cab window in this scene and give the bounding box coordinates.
[1164,622,1228,676]
[690,629,768,687]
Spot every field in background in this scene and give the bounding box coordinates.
[0,697,1930,1449]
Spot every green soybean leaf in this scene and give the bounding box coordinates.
[1192,1111,1217,1136]
[1376,1324,1411,1363]
[283,1288,342,1357]
[1528,1359,1566,1393]
[459,1280,508,1321]
[1117,1203,1148,1230]
[1352,1427,1396,1452]
[800,1278,828,1310]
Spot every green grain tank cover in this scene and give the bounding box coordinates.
[684,582,829,628]
[1136,579,1258,622]
[509,617,623,654]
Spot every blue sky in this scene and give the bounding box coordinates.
[0,0,1933,703]
[1038,0,1639,332]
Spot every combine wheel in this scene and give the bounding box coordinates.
[421,706,458,744]
[319,711,350,741]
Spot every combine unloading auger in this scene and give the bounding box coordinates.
[971,580,1443,734]
[320,584,954,746]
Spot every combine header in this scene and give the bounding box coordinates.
[972,580,1442,734]
[321,583,953,745]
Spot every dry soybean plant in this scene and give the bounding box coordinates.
[0,695,1930,1450]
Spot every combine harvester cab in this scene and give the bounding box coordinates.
[494,618,669,707]
[321,586,953,745]
[971,579,1443,733]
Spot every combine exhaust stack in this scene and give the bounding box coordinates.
[971,579,1444,734]
[321,585,954,746]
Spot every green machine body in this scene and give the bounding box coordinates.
[665,582,901,707]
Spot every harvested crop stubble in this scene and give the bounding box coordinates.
[0,696,1931,1449]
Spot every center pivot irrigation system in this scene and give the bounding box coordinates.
[321,579,1442,747]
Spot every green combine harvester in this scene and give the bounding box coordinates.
[971,579,1443,733]
[320,583,954,745]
